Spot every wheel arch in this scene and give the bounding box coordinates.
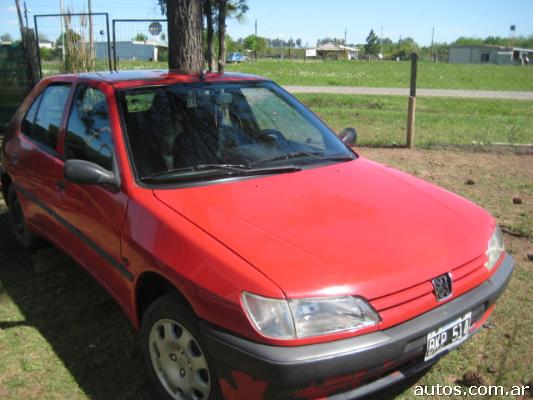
[135,271,192,326]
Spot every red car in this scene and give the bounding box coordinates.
[1,71,513,400]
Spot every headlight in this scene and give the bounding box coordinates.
[485,226,504,271]
[242,292,380,339]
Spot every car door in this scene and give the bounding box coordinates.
[63,84,131,304]
[20,83,75,241]
[5,91,45,226]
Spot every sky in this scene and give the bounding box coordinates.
[1,0,532,46]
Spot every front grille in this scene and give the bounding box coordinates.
[370,254,488,330]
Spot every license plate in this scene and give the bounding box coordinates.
[424,312,471,361]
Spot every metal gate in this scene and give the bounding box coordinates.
[112,19,168,71]
[34,12,112,77]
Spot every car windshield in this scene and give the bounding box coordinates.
[118,81,354,182]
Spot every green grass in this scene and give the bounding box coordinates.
[296,94,533,146]
[226,59,533,91]
[42,58,533,92]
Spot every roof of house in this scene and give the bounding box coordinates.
[315,42,359,52]
[131,39,168,48]
[449,44,533,52]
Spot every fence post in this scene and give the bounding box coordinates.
[105,13,112,72]
[406,52,418,148]
[112,19,117,71]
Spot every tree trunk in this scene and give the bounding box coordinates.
[217,0,227,72]
[167,0,204,73]
[204,0,216,71]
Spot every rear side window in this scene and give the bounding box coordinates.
[65,86,114,171]
[29,84,71,150]
[21,94,42,136]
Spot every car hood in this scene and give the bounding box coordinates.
[153,158,493,300]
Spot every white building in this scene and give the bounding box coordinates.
[449,45,533,65]
[96,40,167,62]
[306,43,360,60]
[38,39,55,49]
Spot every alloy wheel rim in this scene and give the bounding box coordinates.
[149,318,211,400]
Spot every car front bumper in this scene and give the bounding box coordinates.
[201,254,514,400]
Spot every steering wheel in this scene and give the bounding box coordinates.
[259,129,292,152]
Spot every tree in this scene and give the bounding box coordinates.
[317,37,345,46]
[453,36,483,46]
[166,0,204,73]
[204,0,216,71]
[56,30,81,47]
[215,0,248,70]
[364,29,380,55]
[243,34,266,55]
[0,33,12,42]
[133,33,148,41]
[159,0,248,71]
[391,37,419,59]
[295,38,301,48]
[217,0,227,71]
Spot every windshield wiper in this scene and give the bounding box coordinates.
[253,151,354,166]
[140,163,301,183]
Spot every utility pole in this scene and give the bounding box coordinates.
[254,19,257,61]
[15,0,40,85]
[15,0,25,33]
[380,25,383,58]
[23,1,29,27]
[344,28,347,59]
[430,26,435,62]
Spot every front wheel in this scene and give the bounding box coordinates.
[141,293,220,400]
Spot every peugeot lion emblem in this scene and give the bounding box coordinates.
[432,273,452,301]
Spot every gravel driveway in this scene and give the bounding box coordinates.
[284,86,533,100]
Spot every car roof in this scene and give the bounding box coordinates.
[45,70,267,90]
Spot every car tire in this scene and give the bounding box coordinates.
[7,185,45,249]
[140,292,222,400]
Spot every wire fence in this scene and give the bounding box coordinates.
[0,44,32,130]
[112,19,168,71]
[34,13,112,77]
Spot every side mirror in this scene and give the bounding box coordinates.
[339,127,357,146]
[64,159,115,186]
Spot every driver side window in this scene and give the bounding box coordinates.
[65,85,114,171]
[241,87,325,148]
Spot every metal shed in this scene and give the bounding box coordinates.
[449,45,533,65]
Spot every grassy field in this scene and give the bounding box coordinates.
[40,59,533,92]
[0,147,531,399]
[296,94,533,146]
[226,60,533,91]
